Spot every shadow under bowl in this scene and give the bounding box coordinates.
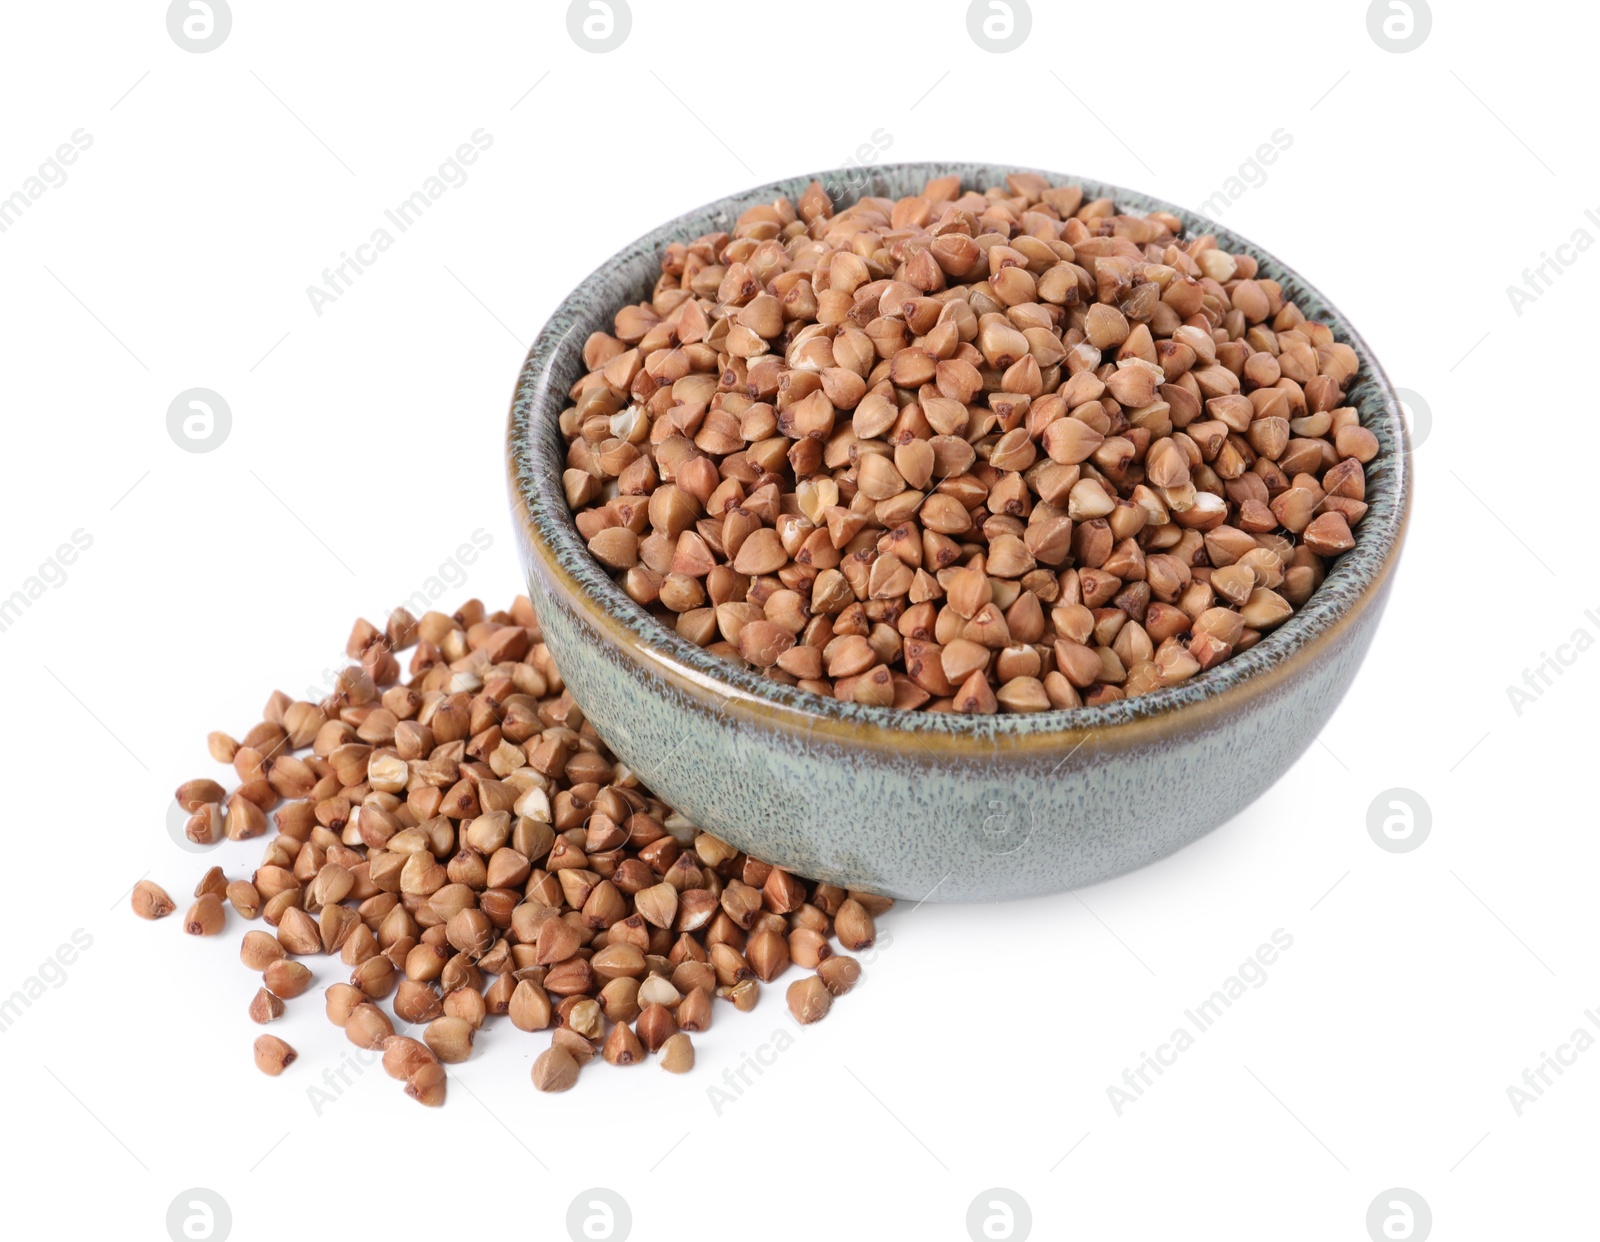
[508,161,1412,902]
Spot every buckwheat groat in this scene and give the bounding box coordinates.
[560,172,1372,712]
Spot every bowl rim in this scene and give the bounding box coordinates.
[507,160,1412,755]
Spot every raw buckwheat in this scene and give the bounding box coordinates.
[145,597,883,1103]
[559,172,1374,711]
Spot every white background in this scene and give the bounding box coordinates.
[0,2,1590,1239]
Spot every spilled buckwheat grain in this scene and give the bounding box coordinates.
[143,596,886,1105]
[558,172,1376,711]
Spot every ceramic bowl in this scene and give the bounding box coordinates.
[507,161,1411,902]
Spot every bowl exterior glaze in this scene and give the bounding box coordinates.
[509,162,1411,902]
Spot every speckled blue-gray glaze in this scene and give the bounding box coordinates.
[508,162,1411,902]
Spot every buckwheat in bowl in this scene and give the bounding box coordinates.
[508,162,1410,902]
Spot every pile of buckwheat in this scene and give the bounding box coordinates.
[559,172,1376,711]
[134,598,886,1104]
